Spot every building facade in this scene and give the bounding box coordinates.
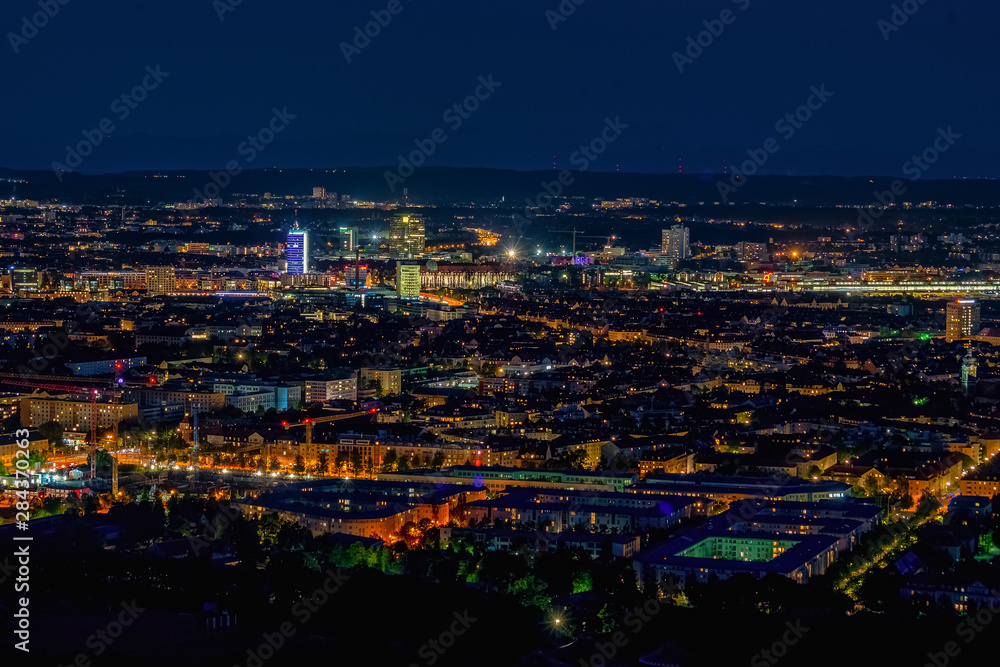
[661,225,690,259]
[286,229,310,275]
[389,215,425,258]
[946,300,980,342]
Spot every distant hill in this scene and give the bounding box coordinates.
[0,166,997,207]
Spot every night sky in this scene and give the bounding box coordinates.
[2,0,997,177]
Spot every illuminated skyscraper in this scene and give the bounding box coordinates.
[661,225,690,259]
[396,262,421,299]
[946,300,980,342]
[286,229,310,275]
[388,214,425,259]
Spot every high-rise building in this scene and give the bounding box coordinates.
[286,229,310,275]
[388,214,425,258]
[661,225,690,259]
[396,262,421,299]
[946,300,981,342]
[339,227,359,253]
[145,266,175,296]
[312,187,326,199]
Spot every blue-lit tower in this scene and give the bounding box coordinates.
[286,227,309,275]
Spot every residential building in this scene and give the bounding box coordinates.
[661,225,690,259]
[946,299,980,342]
[145,266,175,296]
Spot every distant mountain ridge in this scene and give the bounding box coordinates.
[0,165,997,207]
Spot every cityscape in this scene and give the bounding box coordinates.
[3,2,1000,667]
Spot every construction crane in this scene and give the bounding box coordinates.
[111,446,119,496]
[579,234,617,250]
[0,378,108,478]
[281,410,375,448]
[548,229,584,258]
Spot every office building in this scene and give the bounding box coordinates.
[312,187,326,199]
[11,268,39,291]
[286,229,310,275]
[339,227,359,253]
[389,214,425,258]
[946,300,980,342]
[345,264,368,288]
[396,262,421,299]
[145,266,176,296]
[661,225,690,259]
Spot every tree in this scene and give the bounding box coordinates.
[293,455,305,474]
[572,571,593,594]
[507,574,552,611]
[397,454,410,472]
[383,449,398,471]
[431,451,445,470]
[38,421,64,449]
[268,456,280,472]
[317,450,330,475]
[864,475,881,497]
[257,513,283,546]
[349,450,363,475]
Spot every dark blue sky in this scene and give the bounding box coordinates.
[2,0,997,177]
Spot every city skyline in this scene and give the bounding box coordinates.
[3,3,1000,667]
